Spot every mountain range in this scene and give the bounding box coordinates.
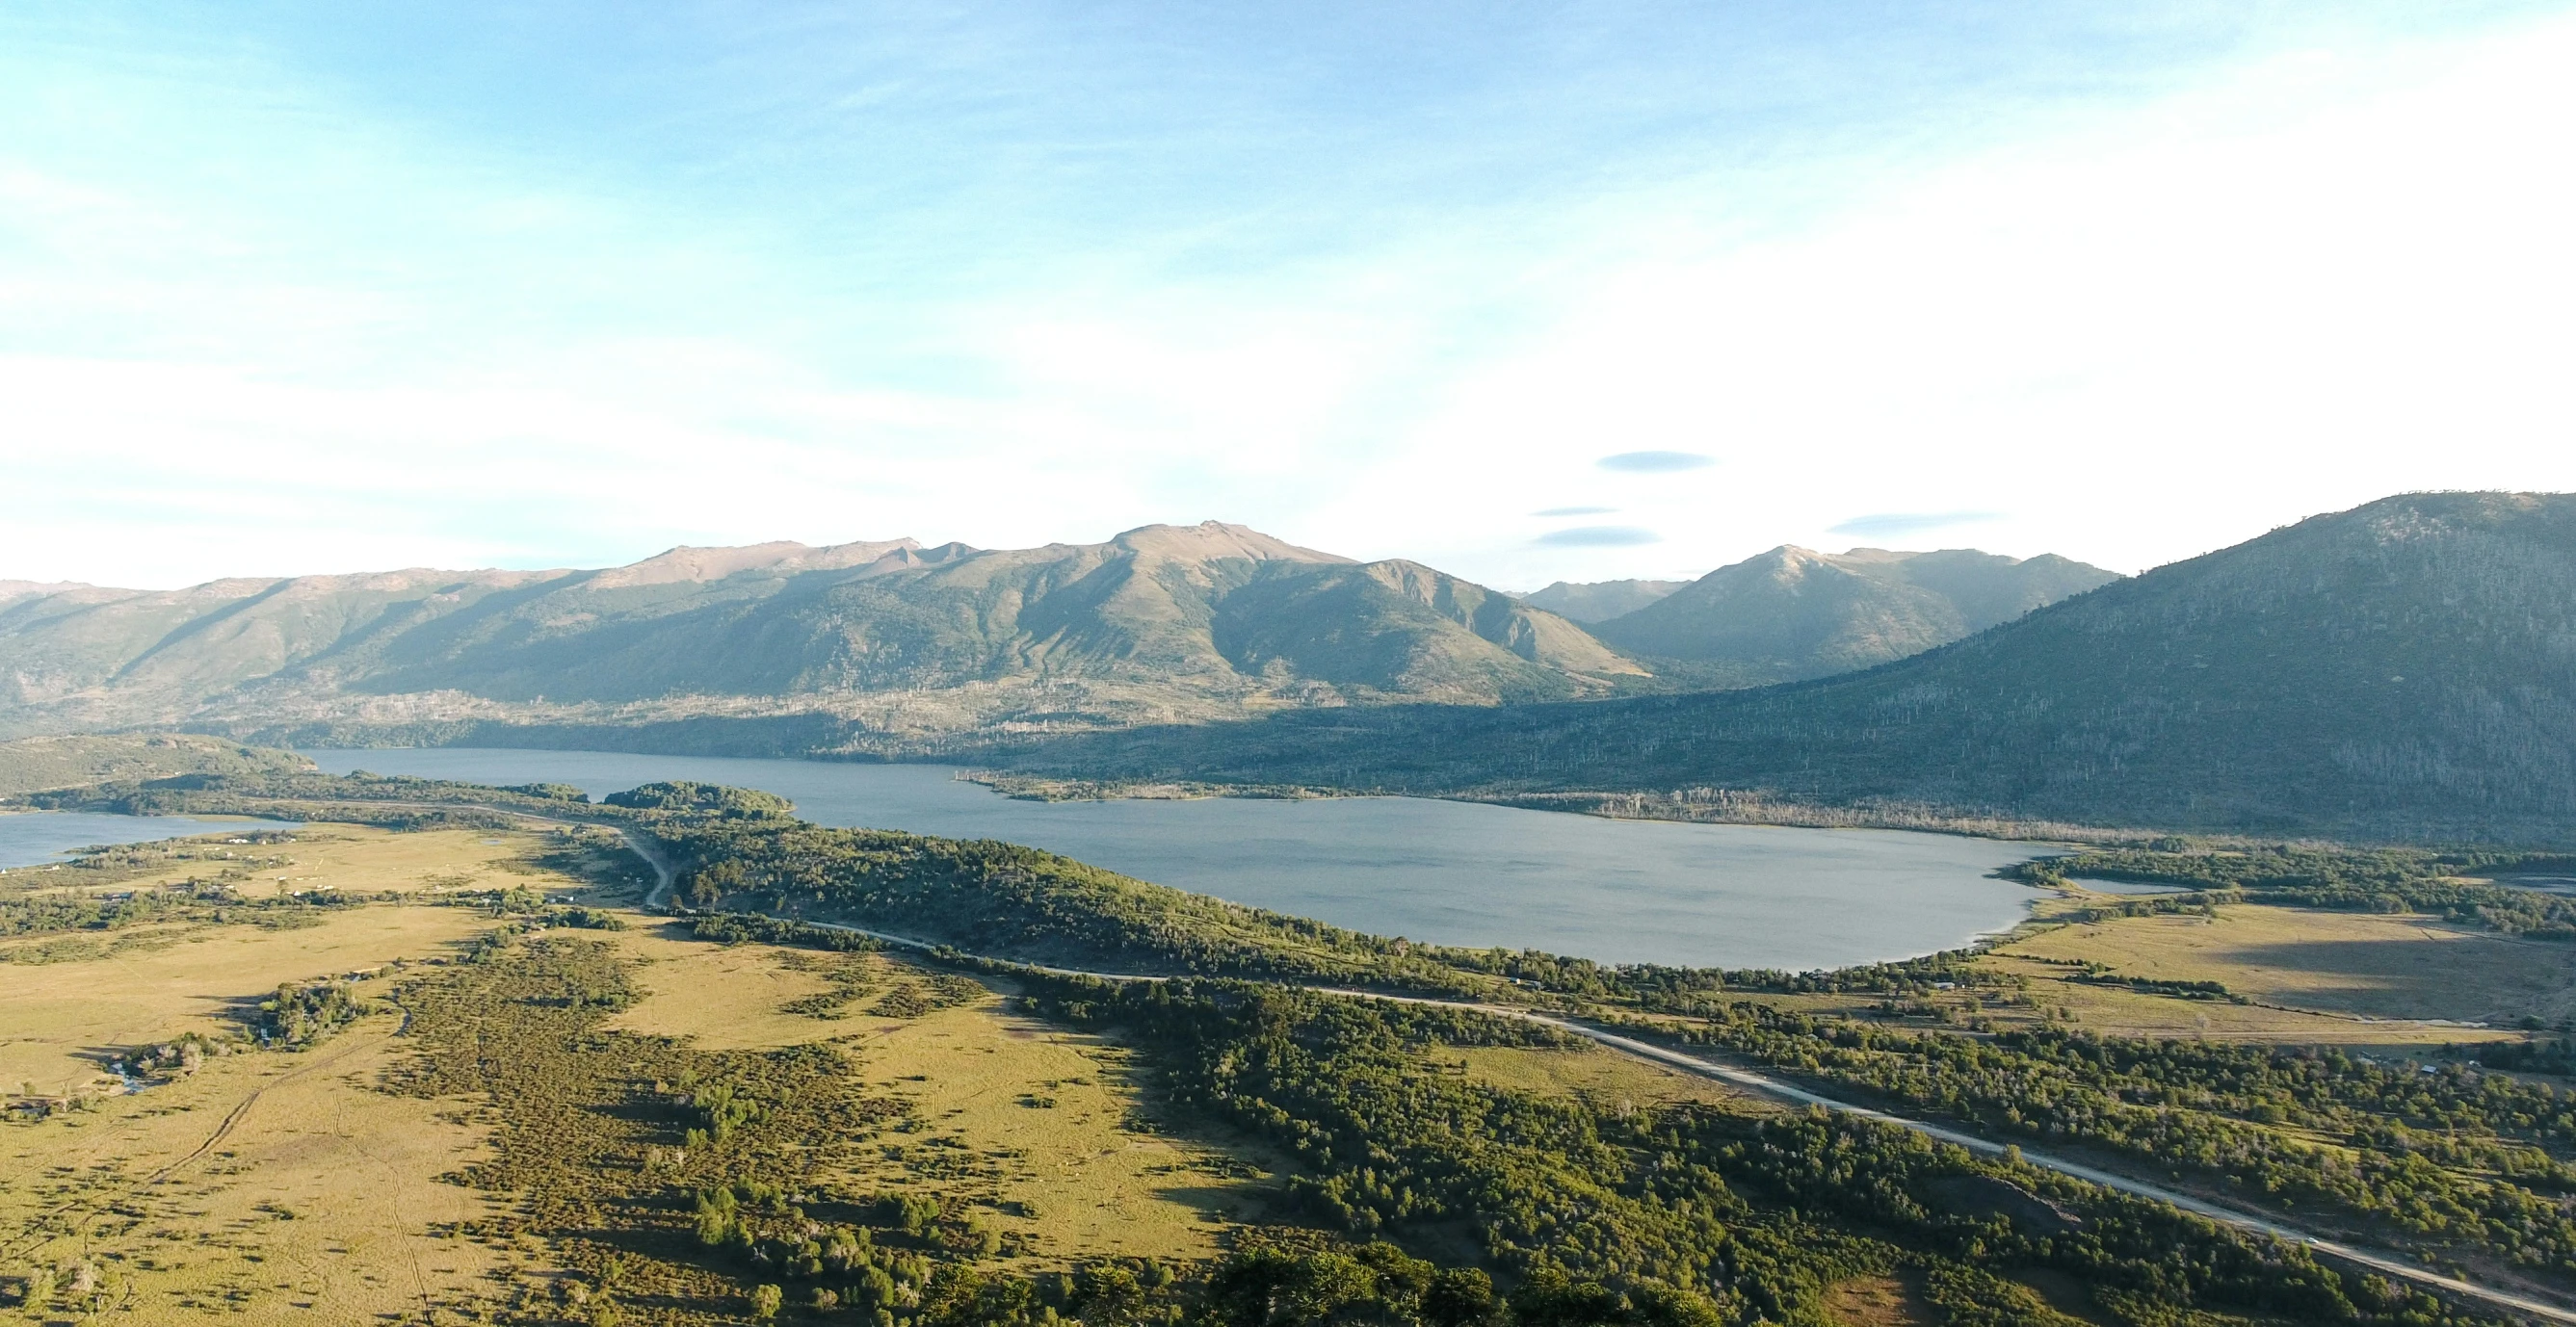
[995,493,2576,843]
[0,523,1647,746]
[25,494,2557,844]
[1513,579,1689,623]
[2,523,2125,749]
[1556,547,2118,687]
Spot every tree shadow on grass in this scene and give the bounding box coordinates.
[2210,934,2572,1022]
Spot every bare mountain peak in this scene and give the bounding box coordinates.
[864,541,978,571]
[1108,521,1354,564]
[1,580,96,603]
[262,567,569,600]
[590,537,922,588]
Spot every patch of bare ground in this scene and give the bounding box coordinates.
[1822,1268,1933,1326]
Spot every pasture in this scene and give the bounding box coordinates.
[3,820,1267,1322]
[1996,902,2572,1030]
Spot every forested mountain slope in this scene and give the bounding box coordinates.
[0,523,1638,742]
[999,493,2576,842]
[1589,545,2118,685]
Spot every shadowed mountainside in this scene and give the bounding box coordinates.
[992,493,2576,843]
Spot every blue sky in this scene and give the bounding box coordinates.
[6,2,2573,588]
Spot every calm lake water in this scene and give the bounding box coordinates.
[2064,876,2191,896]
[0,812,302,871]
[303,748,2049,971]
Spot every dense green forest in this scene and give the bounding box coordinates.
[987,493,2576,845]
[1634,1002,2576,1280]
[1012,976,2494,1327]
[2015,846,2576,937]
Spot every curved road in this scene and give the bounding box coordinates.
[621,828,676,908]
[767,913,2576,1326]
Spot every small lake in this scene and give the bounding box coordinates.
[0,812,303,871]
[302,748,2049,972]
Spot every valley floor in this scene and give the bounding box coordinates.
[8,810,2575,1326]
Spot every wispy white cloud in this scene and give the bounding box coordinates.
[1306,10,2576,584]
[1598,452,1716,473]
[1,5,2570,587]
[1536,527,1662,548]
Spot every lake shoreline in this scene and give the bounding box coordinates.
[299,747,2049,972]
[0,810,304,870]
[959,768,2122,846]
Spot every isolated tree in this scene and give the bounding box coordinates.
[1422,1268,1497,1327]
[1074,1263,1143,1327]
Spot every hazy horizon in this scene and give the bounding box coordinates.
[0,505,2293,594]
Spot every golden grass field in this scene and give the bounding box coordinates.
[0,905,495,1099]
[1452,1044,1758,1115]
[18,822,601,901]
[1995,901,2572,1031]
[1,826,594,1098]
[1821,1270,1932,1327]
[3,821,1270,1322]
[0,1002,513,1323]
[606,924,1271,1265]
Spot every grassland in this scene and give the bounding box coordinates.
[0,1001,513,1323]
[0,825,607,1099]
[604,922,1275,1266]
[1819,1270,1933,1327]
[2,820,1272,1324]
[0,901,493,1098]
[0,824,570,1320]
[837,980,1272,1263]
[1450,1044,1758,1116]
[1996,901,2576,1028]
[1665,890,2543,1055]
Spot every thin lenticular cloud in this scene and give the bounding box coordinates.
[1597,451,1714,473]
[1829,511,2001,538]
[1532,506,1617,516]
[1535,526,1660,547]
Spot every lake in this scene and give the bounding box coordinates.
[302,748,2049,971]
[2064,876,2192,896]
[0,812,303,871]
